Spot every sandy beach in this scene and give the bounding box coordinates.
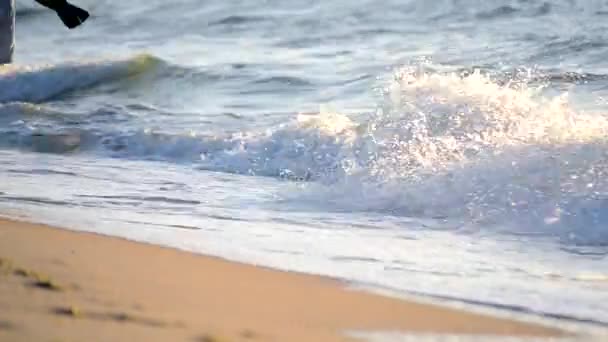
[0,217,566,342]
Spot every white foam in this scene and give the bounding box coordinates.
[287,67,608,245]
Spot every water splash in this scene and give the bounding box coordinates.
[310,66,608,245]
[2,63,608,245]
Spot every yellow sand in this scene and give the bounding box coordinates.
[0,218,565,341]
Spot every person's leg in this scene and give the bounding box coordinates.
[0,0,15,64]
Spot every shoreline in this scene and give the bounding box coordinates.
[0,217,570,341]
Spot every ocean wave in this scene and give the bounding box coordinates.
[0,54,162,103]
[3,67,607,178]
[2,65,608,245]
[304,67,608,246]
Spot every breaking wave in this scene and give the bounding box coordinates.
[2,63,608,246]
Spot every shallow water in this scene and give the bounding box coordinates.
[1,0,608,332]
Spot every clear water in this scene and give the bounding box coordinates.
[1,0,607,333]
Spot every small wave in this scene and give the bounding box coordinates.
[476,5,519,20]
[211,15,269,26]
[115,220,202,231]
[545,72,608,84]
[251,76,313,87]
[0,129,85,154]
[475,3,552,20]
[0,194,73,206]
[0,102,138,155]
[535,37,608,61]
[0,108,355,179]
[7,168,79,177]
[457,66,608,86]
[76,194,201,205]
[0,54,162,103]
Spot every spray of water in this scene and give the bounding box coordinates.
[295,65,608,245]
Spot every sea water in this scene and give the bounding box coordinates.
[1,0,607,338]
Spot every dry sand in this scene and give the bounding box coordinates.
[0,218,566,341]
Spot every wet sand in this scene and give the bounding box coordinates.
[0,218,565,341]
